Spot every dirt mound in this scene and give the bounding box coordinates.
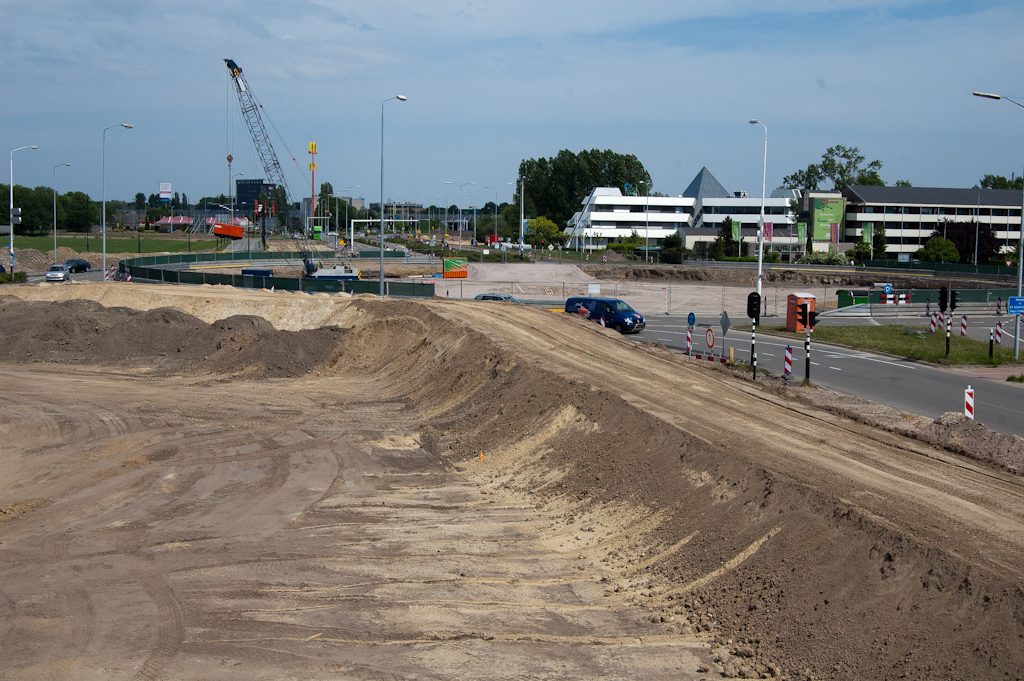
[0,296,345,378]
[2,288,1023,680]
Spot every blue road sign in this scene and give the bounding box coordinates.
[687,312,696,327]
[1009,296,1024,315]
[883,283,893,294]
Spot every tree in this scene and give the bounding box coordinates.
[873,228,888,260]
[937,220,1000,264]
[718,217,739,257]
[916,236,960,263]
[63,191,95,233]
[661,232,683,252]
[851,241,872,264]
[711,237,725,260]
[517,149,651,230]
[134,192,146,209]
[525,216,562,247]
[782,145,884,190]
[895,180,912,187]
[978,174,1024,190]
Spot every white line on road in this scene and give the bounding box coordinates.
[830,367,843,371]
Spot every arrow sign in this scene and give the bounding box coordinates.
[721,310,731,336]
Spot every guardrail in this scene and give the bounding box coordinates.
[119,251,435,297]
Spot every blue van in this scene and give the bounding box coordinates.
[564,297,645,334]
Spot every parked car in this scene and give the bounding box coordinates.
[63,258,91,273]
[474,293,522,303]
[45,263,72,282]
[564,296,645,334]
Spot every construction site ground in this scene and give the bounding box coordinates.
[1,263,1023,680]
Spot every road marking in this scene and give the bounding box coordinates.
[978,400,1024,417]
[829,366,842,371]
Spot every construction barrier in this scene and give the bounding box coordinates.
[783,345,792,378]
[691,353,727,364]
[996,322,1003,345]
[883,293,907,305]
[930,313,937,333]
[961,315,967,337]
[686,328,692,355]
[965,385,975,420]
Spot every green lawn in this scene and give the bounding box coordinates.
[757,324,1020,366]
[12,235,217,254]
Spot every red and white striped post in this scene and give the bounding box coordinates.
[783,345,793,378]
[929,313,937,333]
[686,328,692,355]
[965,385,975,420]
[961,315,967,337]
[996,322,1003,345]
[996,297,1002,315]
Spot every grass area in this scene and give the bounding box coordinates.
[757,324,1021,366]
[13,235,217,254]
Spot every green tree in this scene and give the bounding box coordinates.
[134,192,146,209]
[873,228,888,260]
[661,232,683,251]
[62,191,96,233]
[525,216,563,247]
[783,145,884,190]
[978,174,1024,190]
[517,149,651,230]
[712,237,725,260]
[916,236,960,263]
[851,241,872,264]
[895,179,912,187]
[718,217,739,256]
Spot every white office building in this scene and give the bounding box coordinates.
[566,167,800,257]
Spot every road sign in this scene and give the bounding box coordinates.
[721,310,731,335]
[883,283,893,294]
[706,328,715,350]
[1009,296,1024,315]
[687,312,696,327]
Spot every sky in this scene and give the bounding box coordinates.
[3,0,1024,214]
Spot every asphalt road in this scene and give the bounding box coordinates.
[639,314,1024,438]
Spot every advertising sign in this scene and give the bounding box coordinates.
[797,222,807,243]
[442,257,468,278]
[731,220,741,242]
[763,222,772,242]
[159,183,172,202]
[813,198,843,241]
[862,223,873,243]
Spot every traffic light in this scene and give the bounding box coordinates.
[938,287,948,313]
[950,290,959,311]
[808,310,818,329]
[796,304,809,327]
[746,291,761,321]
[10,207,21,225]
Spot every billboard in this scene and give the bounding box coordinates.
[442,257,468,278]
[813,198,843,242]
[159,183,172,202]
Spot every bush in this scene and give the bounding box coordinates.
[798,251,850,265]
[0,271,27,284]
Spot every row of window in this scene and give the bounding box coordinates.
[855,206,1022,217]
[700,205,788,215]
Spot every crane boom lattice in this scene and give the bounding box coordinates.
[224,59,290,201]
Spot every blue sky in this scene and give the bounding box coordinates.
[2,0,1023,212]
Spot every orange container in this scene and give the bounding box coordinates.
[786,293,817,332]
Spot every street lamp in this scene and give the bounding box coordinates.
[380,95,407,296]
[484,185,502,244]
[464,195,477,243]
[444,181,477,244]
[750,119,768,297]
[52,163,71,265]
[974,91,1024,360]
[9,145,38,273]
[102,123,132,276]
[638,180,650,262]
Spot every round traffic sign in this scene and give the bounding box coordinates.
[706,328,715,349]
[687,312,696,327]
[883,283,893,294]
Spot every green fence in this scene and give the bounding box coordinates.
[120,252,434,298]
[852,288,1019,305]
[865,259,1018,277]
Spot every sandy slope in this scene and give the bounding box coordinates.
[1,282,1022,680]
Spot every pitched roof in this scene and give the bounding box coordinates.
[844,185,1022,207]
[683,167,730,203]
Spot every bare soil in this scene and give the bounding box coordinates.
[1,283,1023,681]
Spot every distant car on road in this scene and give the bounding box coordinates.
[565,296,645,334]
[45,263,72,282]
[63,258,91,273]
[474,293,522,303]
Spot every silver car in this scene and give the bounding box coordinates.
[45,263,72,282]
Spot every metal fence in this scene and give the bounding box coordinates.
[120,252,435,297]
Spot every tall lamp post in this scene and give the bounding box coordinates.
[974,92,1024,360]
[52,163,71,265]
[335,185,362,252]
[9,145,38,272]
[380,95,407,296]
[484,186,501,244]
[638,180,650,262]
[750,119,768,297]
[102,123,133,277]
